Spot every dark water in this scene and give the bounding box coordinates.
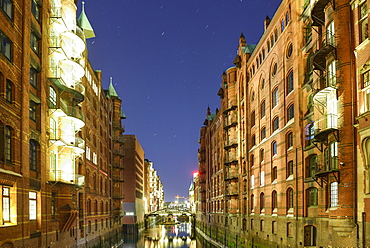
[120,223,216,248]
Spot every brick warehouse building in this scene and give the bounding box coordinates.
[0,0,126,247]
[197,0,370,247]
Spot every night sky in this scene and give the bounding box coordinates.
[77,0,282,202]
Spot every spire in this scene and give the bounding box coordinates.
[77,1,95,39]
[108,77,119,98]
[264,15,271,31]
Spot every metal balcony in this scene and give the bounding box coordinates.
[312,35,336,71]
[313,113,338,142]
[224,139,238,150]
[113,135,125,144]
[49,131,85,154]
[113,162,124,170]
[113,149,125,157]
[49,170,85,186]
[113,176,124,182]
[224,171,238,181]
[311,0,331,26]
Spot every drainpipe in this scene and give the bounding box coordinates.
[295,147,299,248]
[347,3,359,247]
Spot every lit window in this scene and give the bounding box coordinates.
[30,140,37,171]
[5,126,12,163]
[5,79,12,103]
[287,71,294,94]
[359,2,369,43]
[30,31,40,54]
[2,187,10,222]
[31,0,40,21]
[327,21,335,46]
[330,182,338,207]
[30,68,38,88]
[30,101,37,121]
[29,192,37,220]
[0,0,13,19]
[327,60,336,87]
[260,171,265,186]
[272,87,279,108]
[363,70,370,88]
[49,86,57,108]
[287,104,294,121]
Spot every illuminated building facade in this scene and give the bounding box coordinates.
[121,135,146,233]
[197,0,366,247]
[146,160,164,213]
[0,0,125,247]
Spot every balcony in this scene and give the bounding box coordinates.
[49,101,85,130]
[311,0,331,26]
[113,149,125,157]
[113,193,125,199]
[223,100,237,113]
[312,35,336,71]
[226,185,239,196]
[49,131,85,154]
[112,176,124,182]
[224,154,238,165]
[113,162,124,170]
[313,113,338,142]
[49,170,85,186]
[113,135,125,144]
[60,31,85,59]
[224,170,238,181]
[224,139,238,150]
[224,116,238,130]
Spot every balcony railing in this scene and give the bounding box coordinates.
[311,0,331,26]
[312,34,336,71]
[113,149,125,157]
[49,130,85,153]
[49,170,85,186]
[112,176,124,182]
[224,139,238,149]
[113,162,124,170]
[314,113,338,141]
[113,135,125,143]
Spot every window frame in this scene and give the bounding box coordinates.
[29,140,37,171]
[30,31,40,55]
[272,116,279,132]
[5,79,12,103]
[287,70,294,94]
[29,100,37,122]
[29,191,37,220]
[0,0,13,20]
[260,100,266,118]
[330,182,338,208]
[5,125,12,163]
[287,104,294,121]
[31,0,41,21]
[272,87,279,108]
[2,186,10,222]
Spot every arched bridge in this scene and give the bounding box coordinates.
[144,209,195,228]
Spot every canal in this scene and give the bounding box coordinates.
[121,223,217,248]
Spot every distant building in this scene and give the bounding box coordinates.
[146,160,165,212]
[196,0,368,247]
[121,135,145,233]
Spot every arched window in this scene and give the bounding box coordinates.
[287,160,294,178]
[287,132,293,149]
[272,141,277,156]
[260,192,265,211]
[260,100,266,118]
[5,126,12,163]
[287,70,294,94]
[251,194,254,211]
[287,188,294,210]
[272,190,277,211]
[304,225,317,246]
[261,127,266,140]
[307,187,318,207]
[251,134,256,147]
[287,104,294,121]
[6,80,13,103]
[272,116,279,132]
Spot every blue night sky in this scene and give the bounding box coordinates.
[77,0,281,202]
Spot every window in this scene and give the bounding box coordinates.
[251,194,254,211]
[51,192,56,219]
[307,187,318,207]
[304,225,317,246]
[286,11,290,24]
[29,192,37,220]
[287,160,293,178]
[287,71,294,94]
[30,31,40,54]
[287,132,293,149]
[0,0,13,19]
[272,190,277,210]
[274,29,278,41]
[281,18,285,31]
[305,122,315,146]
[261,127,266,140]
[260,171,265,186]
[272,221,277,234]
[330,182,338,207]
[30,68,38,88]
[359,2,369,43]
[272,117,279,132]
[260,192,265,211]
[260,100,266,118]
[260,78,265,90]
[272,141,277,156]
[30,140,37,171]
[31,0,40,21]
[250,154,255,167]
[287,222,293,237]
[272,87,278,108]
[5,126,12,163]
[305,23,312,43]
[363,70,370,88]
[49,86,57,108]
[272,166,277,181]
[325,141,338,170]
[251,134,256,147]
[272,63,277,77]
[30,101,37,121]
[251,111,255,127]
[287,188,294,210]
[286,43,293,58]
[327,60,336,87]
[260,220,264,231]
[2,186,10,222]
[287,104,294,121]
[327,21,335,46]
[307,155,317,178]
[88,220,91,233]
[260,149,265,163]
[267,40,271,52]
[5,79,12,103]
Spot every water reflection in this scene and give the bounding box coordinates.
[122,223,196,248]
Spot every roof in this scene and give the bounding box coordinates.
[77,2,95,39]
[242,44,257,54]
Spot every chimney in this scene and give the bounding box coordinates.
[264,15,271,31]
